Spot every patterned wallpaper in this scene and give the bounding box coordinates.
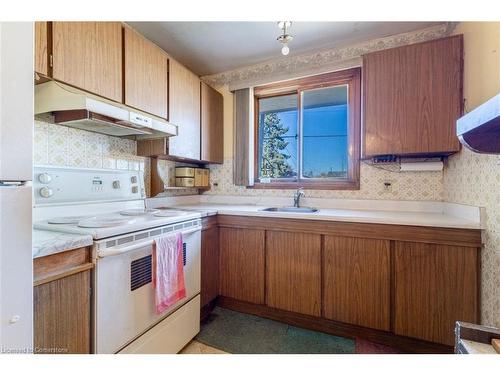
[205,158,443,201]
[444,148,500,327]
[34,117,152,196]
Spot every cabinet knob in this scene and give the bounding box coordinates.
[38,173,52,184]
[39,187,53,198]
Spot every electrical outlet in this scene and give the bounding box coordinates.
[383,180,393,192]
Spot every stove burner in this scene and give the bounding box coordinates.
[119,208,159,216]
[77,217,136,228]
[153,210,189,217]
[48,215,96,224]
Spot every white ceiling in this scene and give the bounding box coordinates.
[127,22,443,76]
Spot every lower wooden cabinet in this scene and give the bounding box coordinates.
[323,236,391,330]
[210,216,481,349]
[394,241,479,345]
[266,231,321,316]
[34,270,91,354]
[219,227,265,304]
[201,219,219,307]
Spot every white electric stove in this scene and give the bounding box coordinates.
[33,166,202,354]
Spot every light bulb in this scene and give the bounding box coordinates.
[281,44,289,56]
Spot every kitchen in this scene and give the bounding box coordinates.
[0,2,499,372]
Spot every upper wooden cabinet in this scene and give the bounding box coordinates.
[168,58,201,160]
[34,22,49,78]
[124,27,168,119]
[362,35,463,157]
[201,82,224,163]
[52,22,123,102]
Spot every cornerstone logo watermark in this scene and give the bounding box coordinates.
[1,346,68,354]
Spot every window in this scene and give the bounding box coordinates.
[254,68,361,189]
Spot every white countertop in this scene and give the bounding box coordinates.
[33,229,93,259]
[147,196,483,230]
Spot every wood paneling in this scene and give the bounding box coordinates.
[201,225,219,307]
[363,35,463,157]
[124,27,168,118]
[394,241,479,345]
[266,231,321,316]
[323,236,390,330]
[219,227,265,304]
[217,215,482,248]
[52,22,122,102]
[201,82,224,163]
[137,138,167,157]
[218,296,453,354]
[35,21,49,77]
[168,58,201,160]
[34,270,91,354]
[33,247,90,285]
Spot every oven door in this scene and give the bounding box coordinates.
[94,226,201,354]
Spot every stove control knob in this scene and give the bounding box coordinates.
[112,180,121,189]
[39,187,53,198]
[38,173,52,184]
[131,176,138,184]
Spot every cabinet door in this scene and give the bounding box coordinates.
[35,21,48,77]
[34,270,91,354]
[124,27,168,119]
[323,236,390,330]
[394,241,478,345]
[363,35,462,157]
[219,227,265,304]
[168,59,201,160]
[201,225,219,307]
[201,82,224,163]
[266,231,321,316]
[52,22,122,102]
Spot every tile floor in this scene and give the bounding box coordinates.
[180,340,228,354]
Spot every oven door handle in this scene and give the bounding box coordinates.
[98,226,201,258]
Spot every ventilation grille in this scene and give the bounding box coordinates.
[183,243,187,266]
[130,255,152,291]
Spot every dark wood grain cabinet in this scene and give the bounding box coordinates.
[362,35,463,157]
[218,227,265,304]
[201,217,219,307]
[124,26,169,119]
[52,22,123,102]
[34,21,49,79]
[201,82,224,164]
[393,241,479,346]
[33,247,93,354]
[266,231,322,316]
[214,215,481,351]
[323,236,391,331]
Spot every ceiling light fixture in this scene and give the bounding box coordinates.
[277,21,293,56]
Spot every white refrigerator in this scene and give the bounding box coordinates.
[0,22,34,353]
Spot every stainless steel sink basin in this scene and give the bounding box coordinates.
[260,207,319,213]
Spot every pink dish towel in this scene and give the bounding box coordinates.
[152,233,186,314]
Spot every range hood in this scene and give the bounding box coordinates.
[35,81,177,138]
[457,94,500,154]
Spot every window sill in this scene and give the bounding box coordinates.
[249,180,360,190]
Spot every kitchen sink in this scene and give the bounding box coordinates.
[260,207,319,213]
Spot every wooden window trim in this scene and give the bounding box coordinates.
[252,68,361,190]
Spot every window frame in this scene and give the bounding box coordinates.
[252,67,361,190]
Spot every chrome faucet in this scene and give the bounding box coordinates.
[293,188,305,208]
